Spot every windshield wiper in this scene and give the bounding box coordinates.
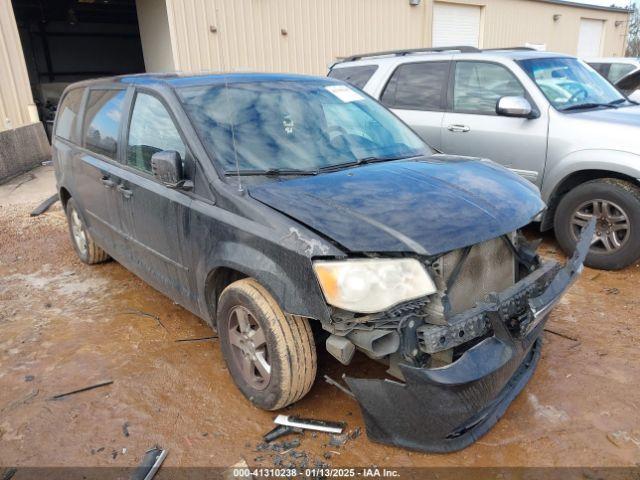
[561,99,625,111]
[317,154,421,173]
[225,168,318,177]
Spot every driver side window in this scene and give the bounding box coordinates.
[453,62,525,115]
[127,93,186,174]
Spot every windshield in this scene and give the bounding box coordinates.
[178,80,429,174]
[519,57,625,111]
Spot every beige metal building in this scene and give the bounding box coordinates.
[0,0,631,181]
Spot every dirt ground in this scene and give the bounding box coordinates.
[1,167,639,472]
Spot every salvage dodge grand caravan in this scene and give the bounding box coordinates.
[52,73,592,453]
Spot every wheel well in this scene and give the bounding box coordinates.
[541,170,640,231]
[59,187,71,210]
[204,267,248,327]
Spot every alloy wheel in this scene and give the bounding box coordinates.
[70,208,88,256]
[570,199,630,253]
[227,305,271,390]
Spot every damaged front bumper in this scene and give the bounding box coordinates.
[344,220,594,453]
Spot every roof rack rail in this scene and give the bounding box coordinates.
[482,46,536,51]
[338,46,481,63]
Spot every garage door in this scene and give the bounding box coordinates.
[432,2,481,48]
[577,18,604,57]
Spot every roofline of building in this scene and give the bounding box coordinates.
[531,0,631,13]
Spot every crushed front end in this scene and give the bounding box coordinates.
[321,220,594,453]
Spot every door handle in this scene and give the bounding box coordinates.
[117,184,133,199]
[447,124,470,133]
[101,176,116,188]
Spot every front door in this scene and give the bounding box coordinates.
[441,61,548,187]
[113,90,197,309]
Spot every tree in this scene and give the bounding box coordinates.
[627,3,640,57]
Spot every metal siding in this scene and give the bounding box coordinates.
[165,0,628,74]
[0,0,37,131]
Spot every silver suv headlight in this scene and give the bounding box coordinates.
[313,258,437,313]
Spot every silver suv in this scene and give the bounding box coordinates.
[330,47,640,270]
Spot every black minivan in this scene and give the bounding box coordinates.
[52,73,591,452]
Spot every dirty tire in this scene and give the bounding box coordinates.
[65,198,110,265]
[217,278,317,410]
[554,179,640,270]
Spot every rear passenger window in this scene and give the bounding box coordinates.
[127,93,185,174]
[328,65,378,89]
[55,89,84,143]
[453,62,525,115]
[607,63,635,83]
[83,90,126,159]
[589,63,611,78]
[381,62,449,111]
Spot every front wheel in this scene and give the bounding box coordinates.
[554,179,640,270]
[217,278,317,410]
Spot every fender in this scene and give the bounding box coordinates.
[196,241,332,328]
[541,149,640,201]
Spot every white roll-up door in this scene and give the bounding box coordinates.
[577,18,604,57]
[432,2,481,48]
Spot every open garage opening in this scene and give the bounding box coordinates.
[11,0,153,140]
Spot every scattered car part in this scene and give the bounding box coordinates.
[174,336,217,343]
[323,374,356,399]
[130,448,167,480]
[29,193,58,217]
[344,218,594,453]
[263,425,301,443]
[50,380,113,400]
[274,415,345,434]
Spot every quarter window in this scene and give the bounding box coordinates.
[328,65,378,89]
[381,61,449,111]
[83,90,126,159]
[127,93,185,174]
[55,88,84,143]
[453,62,525,115]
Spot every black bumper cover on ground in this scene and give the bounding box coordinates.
[345,219,595,453]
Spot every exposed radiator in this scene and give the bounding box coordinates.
[438,236,515,315]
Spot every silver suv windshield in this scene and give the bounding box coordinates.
[519,57,626,111]
[178,79,430,175]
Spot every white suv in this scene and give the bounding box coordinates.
[329,47,640,270]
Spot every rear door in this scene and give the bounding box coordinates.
[73,87,129,254]
[441,60,548,186]
[115,89,197,309]
[379,60,451,150]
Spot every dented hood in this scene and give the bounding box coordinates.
[248,155,545,256]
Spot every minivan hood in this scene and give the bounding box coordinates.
[249,156,544,256]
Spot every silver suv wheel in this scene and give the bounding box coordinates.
[570,199,630,253]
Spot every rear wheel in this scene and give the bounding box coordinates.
[217,278,317,410]
[65,198,110,265]
[554,179,640,270]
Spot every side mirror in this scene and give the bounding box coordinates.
[150,150,191,189]
[496,96,534,118]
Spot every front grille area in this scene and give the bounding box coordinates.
[437,236,516,315]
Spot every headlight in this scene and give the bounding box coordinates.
[313,258,437,313]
